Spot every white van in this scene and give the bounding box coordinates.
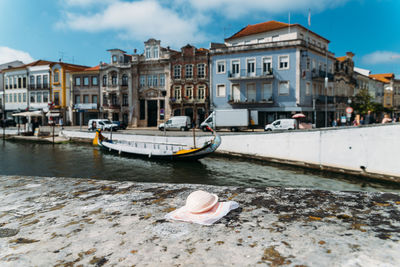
[158,116,191,131]
[265,119,297,131]
[88,119,119,131]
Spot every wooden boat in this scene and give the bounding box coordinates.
[92,128,221,160]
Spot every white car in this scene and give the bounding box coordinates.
[88,119,118,131]
[265,119,297,131]
[158,116,191,131]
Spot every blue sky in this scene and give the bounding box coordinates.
[0,0,399,76]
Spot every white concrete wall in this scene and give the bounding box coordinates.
[217,124,400,178]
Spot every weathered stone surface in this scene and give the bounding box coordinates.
[0,175,399,266]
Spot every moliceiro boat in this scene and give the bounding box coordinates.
[92,128,221,160]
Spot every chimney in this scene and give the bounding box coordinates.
[134,49,137,54]
[346,52,355,59]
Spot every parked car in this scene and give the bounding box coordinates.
[265,119,297,131]
[158,116,191,131]
[88,119,118,131]
[112,121,127,130]
[0,119,17,127]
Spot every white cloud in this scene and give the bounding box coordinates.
[60,0,208,47]
[187,0,350,17]
[64,0,117,7]
[0,47,34,65]
[362,51,400,65]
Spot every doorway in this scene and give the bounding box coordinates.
[147,100,158,126]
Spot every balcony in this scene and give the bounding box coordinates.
[29,84,35,90]
[74,103,98,110]
[170,97,207,105]
[228,96,274,108]
[228,68,273,80]
[312,70,334,81]
[315,95,335,104]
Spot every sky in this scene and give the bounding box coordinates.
[0,0,399,76]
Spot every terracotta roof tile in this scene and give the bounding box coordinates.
[84,65,100,71]
[225,20,329,43]
[369,73,394,83]
[336,56,347,62]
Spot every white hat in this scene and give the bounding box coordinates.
[185,190,218,214]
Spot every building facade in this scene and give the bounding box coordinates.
[71,66,101,126]
[210,21,335,127]
[170,44,210,126]
[136,39,171,127]
[3,65,29,119]
[0,61,24,120]
[100,49,132,125]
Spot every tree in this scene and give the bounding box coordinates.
[351,89,376,115]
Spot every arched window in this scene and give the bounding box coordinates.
[122,74,128,86]
[111,73,117,86]
[102,75,107,86]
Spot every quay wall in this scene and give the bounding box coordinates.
[60,124,400,182]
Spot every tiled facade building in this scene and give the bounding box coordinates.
[170,44,210,126]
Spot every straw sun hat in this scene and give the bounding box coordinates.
[185,190,219,213]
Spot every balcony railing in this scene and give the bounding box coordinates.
[311,70,334,80]
[228,96,274,107]
[170,97,208,104]
[228,68,274,80]
[74,103,98,110]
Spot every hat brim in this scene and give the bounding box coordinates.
[187,194,218,214]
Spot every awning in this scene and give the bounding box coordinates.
[12,111,42,117]
[46,112,60,117]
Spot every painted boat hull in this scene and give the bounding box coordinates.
[93,130,221,161]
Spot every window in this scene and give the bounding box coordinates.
[231,60,240,76]
[306,82,311,95]
[257,38,264,43]
[13,77,16,88]
[306,58,311,71]
[197,64,205,78]
[43,92,48,103]
[153,46,159,58]
[216,84,226,97]
[111,74,117,85]
[23,93,26,102]
[262,57,272,74]
[23,77,26,88]
[83,76,89,86]
[112,55,117,63]
[54,70,59,83]
[174,65,181,79]
[111,94,118,105]
[43,75,48,88]
[30,92,36,103]
[37,92,42,103]
[198,85,205,99]
[174,86,181,100]
[122,74,128,86]
[216,61,225,74]
[92,95,98,104]
[160,74,165,86]
[279,55,289,70]
[54,92,60,105]
[122,94,128,106]
[147,75,153,87]
[185,65,193,78]
[152,75,158,86]
[5,94,8,103]
[18,77,22,88]
[103,94,107,105]
[279,81,290,95]
[92,76,98,86]
[300,33,304,39]
[102,75,107,86]
[159,100,165,120]
[82,95,88,103]
[36,76,41,88]
[75,95,80,104]
[18,93,22,103]
[146,47,151,58]
[247,59,255,76]
[262,83,272,100]
[140,75,146,87]
[13,93,17,102]
[246,83,256,101]
[75,77,81,86]
[185,86,193,99]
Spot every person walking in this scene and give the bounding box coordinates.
[364,110,375,125]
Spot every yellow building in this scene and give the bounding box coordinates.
[369,73,394,109]
[50,62,87,124]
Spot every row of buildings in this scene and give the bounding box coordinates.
[1,21,399,128]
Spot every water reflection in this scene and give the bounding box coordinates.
[1,140,399,193]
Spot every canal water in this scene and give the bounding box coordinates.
[1,140,399,193]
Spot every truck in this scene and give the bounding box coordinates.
[200,109,258,132]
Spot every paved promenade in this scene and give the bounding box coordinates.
[1,175,399,266]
